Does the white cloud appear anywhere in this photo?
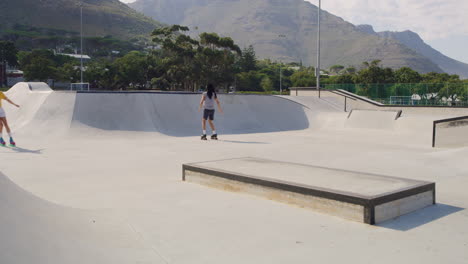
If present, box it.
[306,0,468,41]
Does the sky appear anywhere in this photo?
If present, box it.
[306,0,468,64]
[120,0,468,64]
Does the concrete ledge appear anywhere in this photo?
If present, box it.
[182,158,435,225]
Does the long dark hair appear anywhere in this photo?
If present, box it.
[207,84,216,99]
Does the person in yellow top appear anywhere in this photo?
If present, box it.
[0,91,20,146]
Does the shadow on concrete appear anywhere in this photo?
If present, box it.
[9,147,44,154]
[378,203,464,231]
[218,140,269,144]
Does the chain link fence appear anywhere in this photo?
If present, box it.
[324,83,468,106]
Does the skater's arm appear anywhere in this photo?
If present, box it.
[215,98,223,113]
[198,95,205,112]
[5,96,19,108]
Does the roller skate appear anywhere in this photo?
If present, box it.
[9,138,16,147]
[211,134,218,140]
[0,138,5,147]
[201,134,207,141]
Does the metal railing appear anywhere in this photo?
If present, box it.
[324,83,468,107]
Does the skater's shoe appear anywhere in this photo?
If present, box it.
[201,134,207,140]
[9,138,16,147]
[0,138,5,146]
[211,134,218,140]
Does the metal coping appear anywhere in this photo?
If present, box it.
[182,159,435,224]
[432,115,468,148]
[347,109,403,120]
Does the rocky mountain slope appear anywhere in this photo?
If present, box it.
[378,30,468,78]
[130,0,443,73]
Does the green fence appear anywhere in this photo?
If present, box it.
[323,83,468,106]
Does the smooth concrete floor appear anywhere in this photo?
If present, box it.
[1,127,468,264]
[188,157,429,197]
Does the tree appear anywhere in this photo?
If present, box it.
[355,60,395,98]
[114,51,148,89]
[329,65,344,75]
[260,76,273,92]
[23,56,57,82]
[0,41,18,86]
[236,71,263,91]
[345,67,356,74]
[197,32,241,89]
[290,67,316,87]
[394,67,422,83]
[238,45,257,72]
[150,25,199,90]
[57,62,80,83]
[19,49,75,83]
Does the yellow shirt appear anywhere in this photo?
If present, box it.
[0,92,6,108]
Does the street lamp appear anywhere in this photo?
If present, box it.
[80,2,84,85]
[278,34,286,94]
[317,0,321,98]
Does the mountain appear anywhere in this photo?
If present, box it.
[0,0,162,39]
[130,0,443,73]
[377,30,468,78]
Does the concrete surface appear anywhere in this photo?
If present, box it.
[184,157,428,196]
[184,169,367,223]
[1,82,468,264]
[183,158,435,224]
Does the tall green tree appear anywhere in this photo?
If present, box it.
[355,60,395,98]
[290,67,316,87]
[114,51,148,89]
[329,65,344,75]
[19,49,75,82]
[394,67,422,83]
[238,45,257,72]
[0,41,18,86]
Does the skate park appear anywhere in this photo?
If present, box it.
[1,82,468,263]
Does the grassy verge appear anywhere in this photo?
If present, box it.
[0,87,9,92]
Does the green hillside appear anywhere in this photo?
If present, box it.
[130,0,443,73]
[0,0,162,40]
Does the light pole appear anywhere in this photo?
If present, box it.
[280,61,282,94]
[80,3,84,85]
[316,0,321,98]
[278,34,286,94]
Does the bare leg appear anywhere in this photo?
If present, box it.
[0,120,3,137]
[208,120,216,132]
[0,117,10,134]
[202,119,207,132]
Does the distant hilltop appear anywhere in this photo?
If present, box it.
[130,0,467,77]
[0,0,162,39]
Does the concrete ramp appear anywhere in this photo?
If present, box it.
[433,116,468,148]
[27,82,53,92]
[183,158,436,225]
[278,96,344,112]
[71,92,311,136]
[17,92,77,137]
[4,82,53,131]
[0,171,165,264]
[346,109,402,130]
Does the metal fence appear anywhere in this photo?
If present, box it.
[323,83,468,107]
